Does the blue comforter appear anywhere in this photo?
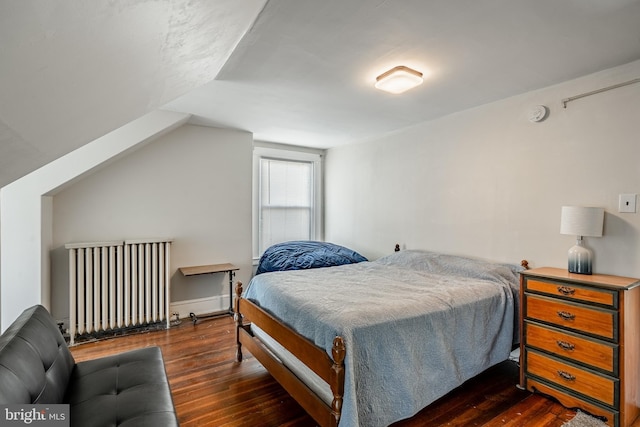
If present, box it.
[255,241,367,275]
[244,250,523,427]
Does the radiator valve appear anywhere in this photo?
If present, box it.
[171,312,181,326]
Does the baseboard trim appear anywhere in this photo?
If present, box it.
[170,295,231,319]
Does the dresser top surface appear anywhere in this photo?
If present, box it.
[522,267,640,290]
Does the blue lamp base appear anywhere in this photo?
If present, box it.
[567,238,593,275]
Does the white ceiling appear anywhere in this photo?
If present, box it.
[0,0,267,187]
[2,0,640,187]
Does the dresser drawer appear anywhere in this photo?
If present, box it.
[525,321,617,374]
[525,377,617,427]
[525,278,617,308]
[526,349,618,407]
[525,294,617,340]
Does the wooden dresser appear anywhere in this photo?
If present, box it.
[520,267,640,427]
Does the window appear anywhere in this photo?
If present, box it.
[253,145,323,260]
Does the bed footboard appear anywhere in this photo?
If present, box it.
[234,282,345,427]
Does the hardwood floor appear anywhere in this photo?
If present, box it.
[69,315,580,427]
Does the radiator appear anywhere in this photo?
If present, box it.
[65,239,172,345]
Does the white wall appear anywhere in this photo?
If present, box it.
[50,124,253,323]
[325,60,640,278]
[0,110,190,331]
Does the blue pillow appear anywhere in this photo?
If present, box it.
[256,241,367,275]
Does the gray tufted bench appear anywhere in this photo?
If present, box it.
[0,305,178,427]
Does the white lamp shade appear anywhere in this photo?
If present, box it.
[560,206,604,237]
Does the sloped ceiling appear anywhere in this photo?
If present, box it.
[0,0,267,188]
[2,0,640,188]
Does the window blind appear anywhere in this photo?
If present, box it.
[259,158,313,254]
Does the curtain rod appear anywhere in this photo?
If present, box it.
[561,77,640,108]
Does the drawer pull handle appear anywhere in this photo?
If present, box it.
[556,340,575,351]
[557,370,576,381]
[557,311,576,321]
[557,286,575,296]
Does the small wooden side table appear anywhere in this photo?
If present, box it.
[179,263,239,323]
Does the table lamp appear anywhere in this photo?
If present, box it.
[560,206,604,275]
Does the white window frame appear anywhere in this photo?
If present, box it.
[253,143,323,262]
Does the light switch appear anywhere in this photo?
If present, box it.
[619,194,637,213]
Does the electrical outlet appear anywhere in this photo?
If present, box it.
[619,194,637,213]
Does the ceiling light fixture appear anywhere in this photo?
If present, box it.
[375,65,423,94]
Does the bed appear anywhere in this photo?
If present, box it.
[235,247,525,427]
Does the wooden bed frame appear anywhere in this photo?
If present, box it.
[234,259,530,427]
[235,282,345,427]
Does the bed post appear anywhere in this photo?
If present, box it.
[330,336,346,427]
[234,281,244,362]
